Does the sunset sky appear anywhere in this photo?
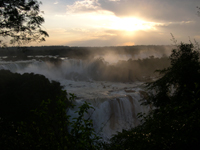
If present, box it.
[36,0,200,46]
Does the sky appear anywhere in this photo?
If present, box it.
[34,0,200,46]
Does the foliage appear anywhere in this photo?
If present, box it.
[105,43,200,150]
[0,70,102,150]
[0,0,48,47]
[145,43,200,108]
[70,101,102,150]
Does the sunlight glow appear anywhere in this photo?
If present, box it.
[109,17,155,31]
[41,7,163,46]
[81,11,158,32]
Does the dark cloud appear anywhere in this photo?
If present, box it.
[156,21,200,42]
[99,0,200,22]
[44,0,199,22]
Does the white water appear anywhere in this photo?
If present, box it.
[0,58,149,139]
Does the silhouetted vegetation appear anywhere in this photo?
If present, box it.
[0,70,102,150]
[0,45,173,60]
[87,56,170,82]
[0,0,48,47]
[105,43,200,150]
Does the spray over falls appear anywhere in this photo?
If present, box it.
[0,46,171,139]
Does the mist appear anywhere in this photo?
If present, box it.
[0,45,173,82]
[0,45,175,139]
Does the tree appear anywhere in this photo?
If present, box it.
[105,43,200,150]
[0,70,68,149]
[0,70,102,150]
[145,43,200,108]
[0,0,48,47]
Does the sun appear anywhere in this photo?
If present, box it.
[76,11,157,32]
[109,17,154,31]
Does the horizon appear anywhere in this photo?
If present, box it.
[1,44,175,48]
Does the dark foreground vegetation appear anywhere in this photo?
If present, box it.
[0,70,102,150]
[105,43,200,150]
[1,42,200,150]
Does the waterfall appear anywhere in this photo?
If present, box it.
[0,58,149,140]
[66,83,149,140]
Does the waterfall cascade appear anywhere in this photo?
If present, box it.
[0,57,149,140]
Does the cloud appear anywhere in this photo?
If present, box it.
[65,24,200,47]
[154,21,195,29]
[66,0,101,14]
[99,0,200,22]
[194,35,200,40]
[108,0,120,2]
[65,28,173,46]
[121,42,135,46]
[40,0,69,14]
[40,0,200,46]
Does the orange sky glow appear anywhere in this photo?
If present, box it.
[24,0,200,46]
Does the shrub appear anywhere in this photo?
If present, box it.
[0,70,102,150]
[105,43,200,150]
